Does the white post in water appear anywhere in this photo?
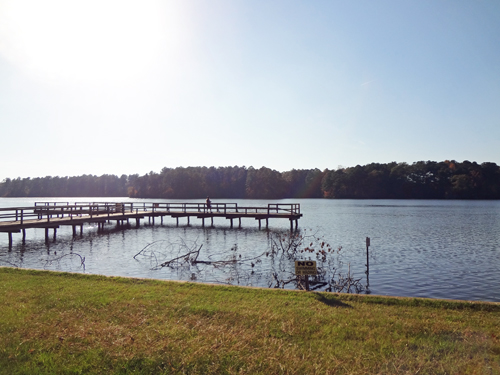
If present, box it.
[365,237,370,287]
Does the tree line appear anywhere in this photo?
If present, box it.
[1,161,499,199]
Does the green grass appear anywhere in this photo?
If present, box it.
[0,267,499,374]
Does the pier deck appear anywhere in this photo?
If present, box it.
[0,202,302,247]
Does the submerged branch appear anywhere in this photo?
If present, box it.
[44,253,86,271]
[157,245,203,268]
[0,259,19,268]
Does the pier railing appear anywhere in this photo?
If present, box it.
[0,202,301,224]
[1,202,302,247]
[0,207,35,224]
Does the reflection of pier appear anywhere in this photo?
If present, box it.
[0,202,302,247]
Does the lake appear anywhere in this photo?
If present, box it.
[1,197,499,302]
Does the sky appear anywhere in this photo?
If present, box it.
[0,0,499,181]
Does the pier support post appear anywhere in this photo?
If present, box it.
[136,218,140,228]
[152,217,154,225]
[238,218,241,229]
[80,225,83,236]
[187,216,190,226]
[22,229,26,243]
[211,217,214,228]
[230,218,233,229]
[72,225,76,236]
[161,216,163,225]
[8,232,12,248]
[176,217,179,227]
[258,219,261,229]
[266,218,269,229]
[202,218,205,228]
[53,228,57,242]
[45,228,49,243]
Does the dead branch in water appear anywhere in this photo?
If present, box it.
[44,253,86,271]
[134,239,268,271]
[158,245,203,268]
[0,259,19,268]
[134,232,366,294]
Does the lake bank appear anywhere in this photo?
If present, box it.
[1,268,499,374]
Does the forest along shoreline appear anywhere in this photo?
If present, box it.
[1,160,499,200]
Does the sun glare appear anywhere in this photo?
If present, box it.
[0,0,172,85]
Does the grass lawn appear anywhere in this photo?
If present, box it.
[0,267,499,374]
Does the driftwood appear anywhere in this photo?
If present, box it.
[134,233,366,294]
[158,245,203,268]
[135,240,267,271]
[0,259,19,268]
[44,253,86,271]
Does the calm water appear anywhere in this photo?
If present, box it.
[1,197,499,302]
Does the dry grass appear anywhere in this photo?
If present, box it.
[0,267,499,374]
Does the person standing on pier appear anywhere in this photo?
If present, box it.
[205,197,212,213]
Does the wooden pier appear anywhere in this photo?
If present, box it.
[0,202,302,247]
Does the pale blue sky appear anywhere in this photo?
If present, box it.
[0,0,499,181]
